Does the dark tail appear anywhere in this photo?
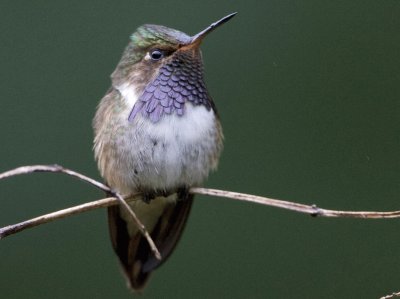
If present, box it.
[107,192,194,291]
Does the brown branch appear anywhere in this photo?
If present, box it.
[0,164,111,192]
[0,165,161,260]
[1,164,399,299]
[1,164,400,258]
[0,196,117,238]
[190,188,400,219]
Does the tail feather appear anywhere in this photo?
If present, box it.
[108,192,194,291]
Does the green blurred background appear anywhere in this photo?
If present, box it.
[1,1,399,298]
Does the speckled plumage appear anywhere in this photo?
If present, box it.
[93,13,235,291]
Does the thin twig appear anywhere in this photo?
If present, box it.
[0,165,161,260]
[1,164,399,299]
[0,164,111,192]
[0,197,117,238]
[2,181,400,241]
[381,292,400,299]
[113,192,161,260]
[190,188,400,219]
[2,165,400,258]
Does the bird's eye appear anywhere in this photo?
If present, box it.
[149,49,164,60]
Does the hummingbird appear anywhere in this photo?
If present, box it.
[93,13,236,291]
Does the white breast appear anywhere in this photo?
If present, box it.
[111,83,221,193]
[97,83,222,236]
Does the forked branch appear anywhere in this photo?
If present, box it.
[2,164,400,242]
[0,165,161,260]
[1,164,399,299]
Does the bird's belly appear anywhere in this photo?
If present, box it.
[104,103,222,195]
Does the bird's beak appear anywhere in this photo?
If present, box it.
[182,12,237,50]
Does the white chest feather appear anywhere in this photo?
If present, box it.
[107,83,222,194]
[95,83,222,235]
[117,82,139,108]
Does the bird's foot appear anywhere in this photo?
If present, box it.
[142,189,170,204]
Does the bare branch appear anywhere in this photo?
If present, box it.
[0,165,161,260]
[381,291,400,299]
[3,184,400,241]
[0,164,111,192]
[2,164,400,261]
[112,192,161,260]
[191,188,400,219]
[2,164,400,298]
[0,197,118,238]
